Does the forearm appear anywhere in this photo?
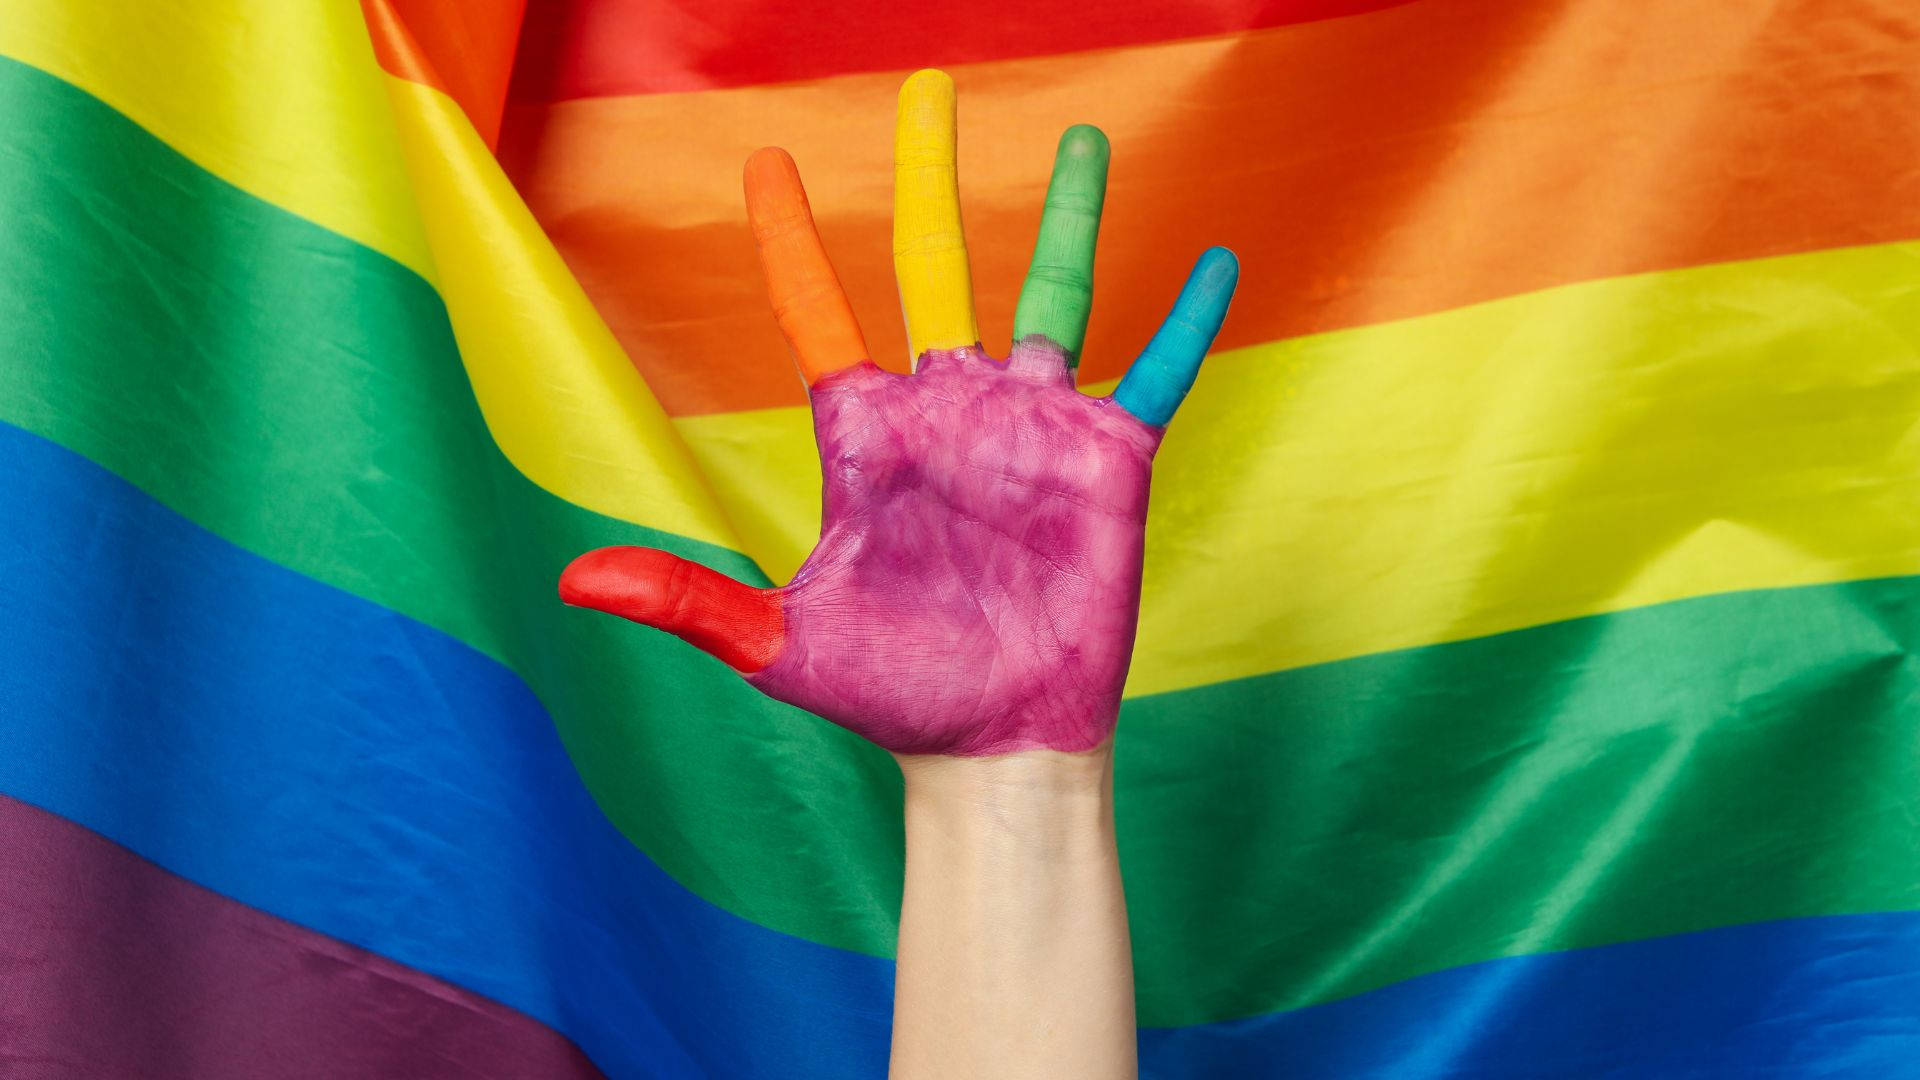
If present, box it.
[889,744,1136,1080]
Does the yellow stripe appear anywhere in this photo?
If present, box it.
[0,3,743,553]
[379,78,738,549]
[677,240,1920,697]
[0,0,433,281]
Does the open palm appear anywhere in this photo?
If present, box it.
[562,70,1237,756]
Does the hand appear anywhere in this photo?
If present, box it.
[561,69,1237,757]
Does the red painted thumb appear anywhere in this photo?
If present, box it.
[559,547,784,673]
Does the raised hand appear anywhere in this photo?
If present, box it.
[561,69,1237,757]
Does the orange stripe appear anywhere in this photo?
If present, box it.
[497,0,1920,416]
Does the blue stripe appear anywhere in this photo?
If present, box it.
[3,417,1916,1078]
[1141,910,1920,1077]
[0,419,892,1079]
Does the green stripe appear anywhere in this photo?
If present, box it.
[4,54,1917,1028]
[1125,574,1920,1024]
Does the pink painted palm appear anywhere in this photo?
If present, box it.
[744,345,1160,754]
[561,73,1236,757]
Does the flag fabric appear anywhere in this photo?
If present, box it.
[2,1,1918,1076]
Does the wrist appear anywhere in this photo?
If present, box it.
[896,739,1113,794]
[895,742,1115,850]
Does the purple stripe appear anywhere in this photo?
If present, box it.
[0,794,603,1080]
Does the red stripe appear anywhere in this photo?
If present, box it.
[0,794,603,1080]
[504,0,1416,100]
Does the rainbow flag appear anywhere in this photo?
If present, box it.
[3,1,1917,1075]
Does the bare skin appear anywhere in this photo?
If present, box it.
[892,747,1134,1079]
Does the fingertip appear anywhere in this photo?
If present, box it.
[744,147,807,220]
[745,145,792,171]
[558,546,646,612]
[1194,246,1240,289]
[900,68,955,104]
[558,548,600,605]
[896,69,958,170]
[744,146,795,186]
[1058,123,1109,160]
[1178,247,1240,325]
[559,546,700,625]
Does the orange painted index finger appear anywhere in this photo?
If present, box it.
[744,147,869,385]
